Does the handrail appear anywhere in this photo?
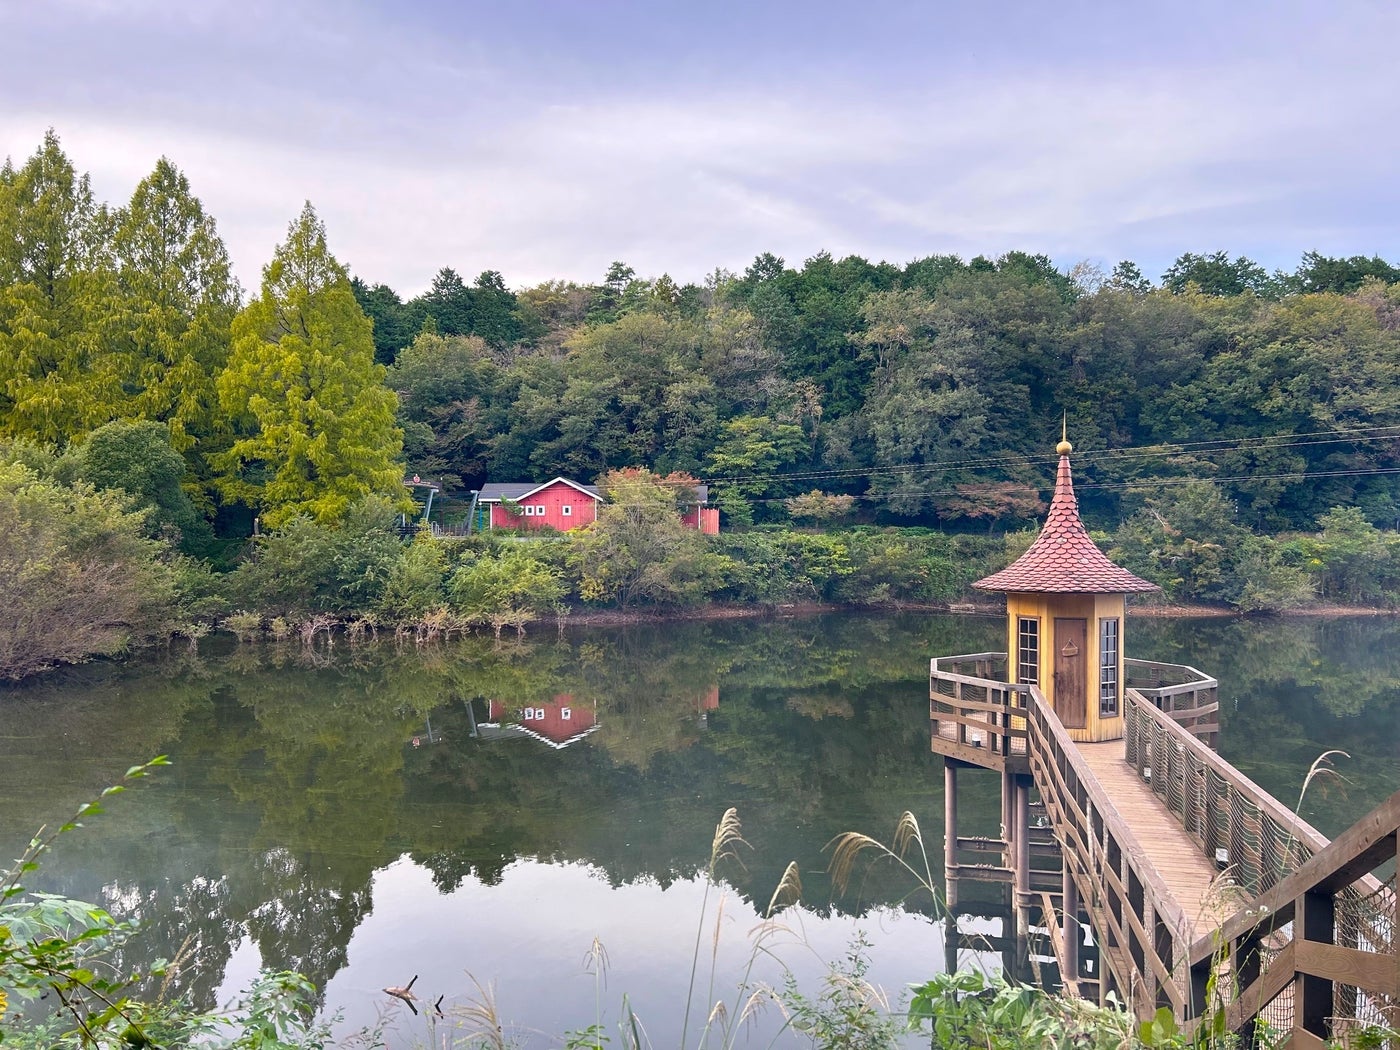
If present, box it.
[1192,789,1399,1045]
[1027,687,1195,1019]
[1123,691,1396,1041]
[929,653,1030,770]
[1125,659,1219,747]
[1124,690,1333,894]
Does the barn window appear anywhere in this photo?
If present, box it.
[533,505,545,515]
[522,505,535,516]
[561,505,572,516]
[561,708,572,720]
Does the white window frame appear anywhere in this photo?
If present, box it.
[533,504,545,516]
[561,707,572,720]
[561,504,572,516]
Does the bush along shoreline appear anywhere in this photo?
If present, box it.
[7,461,1400,682]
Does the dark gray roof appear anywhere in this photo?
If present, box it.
[478,478,708,504]
[478,478,601,502]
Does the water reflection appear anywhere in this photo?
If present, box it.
[0,612,1394,1042]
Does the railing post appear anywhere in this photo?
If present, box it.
[1233,933,1264,1050]
[1296,889,1335,1044]
[1153,907,1175,1013]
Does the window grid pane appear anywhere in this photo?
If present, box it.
[1017,617,1039,685]
[1099,618,1119,716]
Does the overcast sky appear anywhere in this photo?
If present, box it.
[4,0,1397,296]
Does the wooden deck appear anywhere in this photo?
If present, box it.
[1075,741,1224,938]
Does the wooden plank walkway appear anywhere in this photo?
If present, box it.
[1075,741,1226,939]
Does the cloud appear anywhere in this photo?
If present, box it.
[3,5,1397,294]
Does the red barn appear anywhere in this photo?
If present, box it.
[477,477,717,534]
[487,694,599,748]
[479,478,602,531]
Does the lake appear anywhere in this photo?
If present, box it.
[1,611,1396,1046]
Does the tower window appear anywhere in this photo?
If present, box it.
[1017,617,1039,685]
[1099,618,1120,716]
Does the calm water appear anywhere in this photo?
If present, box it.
[1,612,1396,1045]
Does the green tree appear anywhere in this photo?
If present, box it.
[1300,506,1400,604]
[108,157,237,476]
[706,414,808,525]
[388,331,502,490]
[68,419,214,555]
[1162,251,1279,298]
[412,267,474,335]
[448,546,565,634]
[351,276,414,363]
[215,202,405,528]
[228,496,403,616]
[0,459,178,679]
[1289,251,1400,295]
[378,529,449,619]
[0,130,117,444]
[1108,260,1152,294]
[571,468,724,606]
[470,269,524,347]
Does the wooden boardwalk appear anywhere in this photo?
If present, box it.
[1075,741,1224,938]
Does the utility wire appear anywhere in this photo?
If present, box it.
[702,424,1400,487]
[727,466,1400,505]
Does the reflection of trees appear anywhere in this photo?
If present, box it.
[1132,617,1400,835]
[4,611,1393,1015]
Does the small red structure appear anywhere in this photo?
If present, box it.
[478,477,717,534]
[487,694,599,748]
[479,478,602,532]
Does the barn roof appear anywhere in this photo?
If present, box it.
[478,478,710,504]
[973,442,1158,595]
[478,478,601,502]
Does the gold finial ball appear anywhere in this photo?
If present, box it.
[1056,438,1073,455]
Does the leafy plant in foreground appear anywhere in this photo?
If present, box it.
[0,757,171,1045]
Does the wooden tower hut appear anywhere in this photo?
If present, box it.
[973,436,1157,743]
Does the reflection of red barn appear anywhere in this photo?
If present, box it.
[486,694,600,749]
[478,477,718,534]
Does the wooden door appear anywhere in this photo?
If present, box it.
[1054,618,1087,728]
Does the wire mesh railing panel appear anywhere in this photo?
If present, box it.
[1336,871,1398,1031]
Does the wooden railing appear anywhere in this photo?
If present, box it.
[1189,789,1399,1047]
[1123,691,1329,900]
[1027,688,1196,1019]
[930,653,1031,771]
[1126,659,1220,747]
[1123,690,1397,1041]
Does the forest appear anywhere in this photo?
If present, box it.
[5,130,1400,678]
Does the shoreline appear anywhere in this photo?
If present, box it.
[547,599,1397,628]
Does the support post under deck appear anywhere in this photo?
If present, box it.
[1014,776,1031,910]
[1062,861,1080,983]
[944,759,959,906]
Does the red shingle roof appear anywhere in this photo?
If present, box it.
[973,451,1158,594]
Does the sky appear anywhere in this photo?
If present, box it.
[4,0,1398,296]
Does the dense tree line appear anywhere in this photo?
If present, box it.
[5,130,1400,676]
[371,246,1400,535]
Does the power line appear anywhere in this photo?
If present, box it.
[702,424,1400,487]
[734,465,1400,505]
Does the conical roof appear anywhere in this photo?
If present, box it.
[974,442,1157,595]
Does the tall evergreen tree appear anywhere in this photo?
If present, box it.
[110,158,238,484]
[215,202,405,528]
[0,131,117,444]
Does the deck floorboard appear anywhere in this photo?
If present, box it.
[1074,741,1227,938]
